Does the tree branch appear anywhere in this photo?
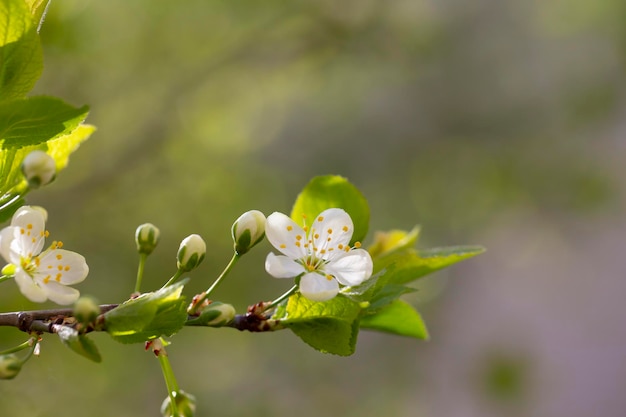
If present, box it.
[0,303,283,334]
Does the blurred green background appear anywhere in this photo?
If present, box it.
[2,0,625,416]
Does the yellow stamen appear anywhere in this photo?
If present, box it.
[286,225,293,231]
[55,273,62,282]
[342,226,349,232]
[56,254,63,260]
[318,216,324,222]
[354,242,362,248]
[280,244,286,249]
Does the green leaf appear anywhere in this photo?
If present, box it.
[104,280,189,344]
[56,326,102,362]
[0,0,43,101]
[275,293,362,356]
[0,97,93,201]
[360,300,429,340]
[368,226,420,258]
[365,284,417,313]
[374,245,485,286]
[0,96,90,148]
[23,0,52,31]
[290,175,370,244]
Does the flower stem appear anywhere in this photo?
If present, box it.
[163,269,184,288]
[265,284,298,311]
[188,253,239,315]
[0,338,33,356]
[134,253,147,293]
[157,339,180,416]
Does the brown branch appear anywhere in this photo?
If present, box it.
[0,304,119,334]
[0,303,283,335]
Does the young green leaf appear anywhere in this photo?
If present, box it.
[290,175,370,245]
[275,293,362,356]
[0,98,93,201]
[367,226,420,258]
[56,326,102,363]
[374,245,485,286]
[0,0,43,100]
[104,280,189,344]
[0,97,90,148]
[23,0,52,31]
[360,300,429,340]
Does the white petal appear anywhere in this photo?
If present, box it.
[310,208,354,261]
[42,281,80,305]
[265,212,307,259]
[11,206,46,256]
[0,226,17,263]
[265,253,303,278]
[35,249,89,285]
[14,270,47,302]
[325,248,373,286]
[299,273,339,302]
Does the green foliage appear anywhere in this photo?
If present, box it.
[0,0,42,101]
[360,300,429,340]
[56,326,102,363]
[373,245,486,286]
[291,175,370,245]
[103,280,189,344]
[275,293,362,356]
[0,0,93,222]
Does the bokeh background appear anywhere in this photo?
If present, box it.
[1,0,625,416]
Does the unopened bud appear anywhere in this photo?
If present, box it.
[21,150,56,188]
[73,296,100,324]
[161,390,196,417]
[1,264,16,276]
[177,234,206,272]
[187,302,236,327]
[0,354,22,380]
[231,210,266,255]
[135,223,160,255]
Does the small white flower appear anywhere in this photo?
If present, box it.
[265,208,373,302]
[0,206,88,305]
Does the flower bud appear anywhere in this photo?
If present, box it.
[187,302,236,327]
[231,210,266,255]
[0,354,22,380]
[161,390,196,417]
[135,223,160,255]
[177,234,206,272]
[21,150,56,188]
[1,263,16,276]
[73,296,100,324]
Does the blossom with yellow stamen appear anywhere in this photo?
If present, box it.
[0,206,88,304]
[264,208,373,302]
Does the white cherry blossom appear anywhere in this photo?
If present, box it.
[265,208,373,302]
[0,206,88,305]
